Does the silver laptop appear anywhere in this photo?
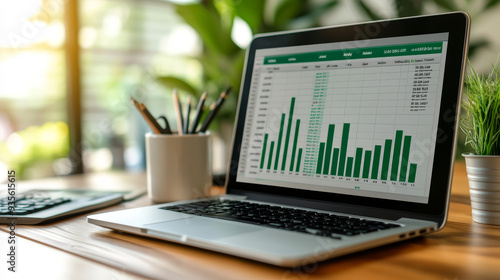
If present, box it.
[88,12,470,267]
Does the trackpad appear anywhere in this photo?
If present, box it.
[144,217,262,240]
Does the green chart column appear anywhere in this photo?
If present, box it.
[371,145,381,180]
[345,157,354,177]
[390,130,403,181]
[331,148,340,175]
[316,142,325,174]
[337,123,350,176]
[381,139,392,180]
[289,119,301,172]
[296,148,303,172]
[274,114,285,170]
[353,147,363,178]
[408,163,417,183]
[323,124,335,175]
[363,150,372,179]
[281,98,295,171]
[260,134,268,169]
[399,135,412,182]
[267,141,275,170]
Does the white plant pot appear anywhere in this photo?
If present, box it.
[463,153,500,225]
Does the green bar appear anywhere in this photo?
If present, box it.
[408,163,417,183]
[296,148,303,172]
[323,124,335,175]
[267,141,275,170]
[363,150,372,179]
[289,119,301,172]
[274,113,286,170]
[331,148,340,175]
[281,98,296,171]
[337,123,350,176]
[260,134,268,169]
[264,41,444,65]
[381,140,392,180]
[345,157,354,177]
[399,135,412,182]
[354,147,363,178]
[316,142,326,174]
[371,145,381,179]
[390,131,403,181]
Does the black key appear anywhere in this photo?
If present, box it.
[386,223,401,228]
[15,200,35,205]
[12,210,29,215]
[330,234,342,240]
[305,228,323,235]
[51,198,65,204]
[13,204,33,209]
[268,223,284,227]
[33,205,48,211]
[208,213,263,225]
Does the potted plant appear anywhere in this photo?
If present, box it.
[460,63,500,225]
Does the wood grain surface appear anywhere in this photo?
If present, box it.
[1,162,500,280]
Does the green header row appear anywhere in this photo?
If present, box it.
[263,41,443,65]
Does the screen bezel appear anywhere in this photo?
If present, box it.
[227,12,469,217]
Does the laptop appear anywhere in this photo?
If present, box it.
[88,12,470,267]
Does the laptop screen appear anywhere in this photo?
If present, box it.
[236,33,449,204]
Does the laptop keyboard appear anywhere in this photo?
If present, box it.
[0,195,71,215]
[162,200,401,239]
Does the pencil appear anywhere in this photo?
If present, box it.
[198,86,231,133]
[173,90,184,135]
[184,97,191,134]
[131,98,162,134]
[189,92,207,134]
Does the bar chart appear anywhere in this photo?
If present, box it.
[258,98,419,184]
[314,124,418,183]
[259,97,304,173]
[238,55,444,201]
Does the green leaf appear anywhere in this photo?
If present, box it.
[355,0,383,21]
[395,0,423,17]
[430,0,457,11]
[485,0,500,10]
[290,0,340,28]
[273,0,307,28]
[468,39,489,58]
[175,3,238,55]
[156,76,199,96]
[231,0,266,34]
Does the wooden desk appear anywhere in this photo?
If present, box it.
[1,162,500,280]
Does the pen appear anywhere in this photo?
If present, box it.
[173,90,184,135]
[189,92,207,134]
[184,97,191,134]
[198,86,231,133]
[131,98,162,134]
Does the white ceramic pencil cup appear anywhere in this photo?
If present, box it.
[145,133,212,203]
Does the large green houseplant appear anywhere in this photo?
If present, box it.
[460,63,500,225]
[157,0,342,126]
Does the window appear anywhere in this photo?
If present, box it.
[0,1,69,182]
[0,0,199,182]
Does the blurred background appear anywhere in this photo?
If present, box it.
[1,0,499,183]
